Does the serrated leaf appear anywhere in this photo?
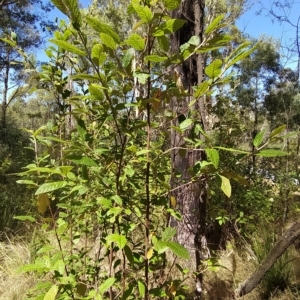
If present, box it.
[89,84,104,100]
[270,125,286,139]
[99,277,116,294]
[167,241,190,259]
[164,0,180,10]
[125,33,145,51]
[43,284,58,300]
[257,149,289,157]
[86,17,120,43]
[37,193,50,215]
[219,175,231,197]
[205,14,225,35]
[91,44,107,66]
[179,118,193,131]
[205,59,223,79]
[194,81,209,98]
[49,39,85,56]
[50,0,68,15]
[162,227,176,241]
[145,55,168,62]
[35,181,67,195]
[106,234,127,249]
[205,148,219,168]
[132,2,153,23]
[138,280,146,298]
[100,33,117,50]
[253,130,265,147]
[146,248,154,259]
[122,48,135,67]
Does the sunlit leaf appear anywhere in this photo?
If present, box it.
[179,118,193,131]
[205,59,222,79]
[164,0,180,10]
[146,248,154,259]
[99,277,116,294]
[106,234,127,249]
[162,227,176,241]
[125,33,145,51]
[219,174,231,197]
[43,284,58,300]
[253,131,265,147]
[257,149,289,157]
[35,181,67,195]
[138,280,146,298]
[167,241,190,259]
[205,148,219,168]
[49,39,85,56]
[270,125,286,139]
[100,33,117,50]
[91,44,107,66]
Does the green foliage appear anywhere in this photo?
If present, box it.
[1,0,296,299]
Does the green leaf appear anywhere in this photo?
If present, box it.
[132,2,153,23]
[13,215,36,222]
[221,171,250,186]
[197,35,232,52]
[122,48,135,67]
[188,36,200,46]
[49,39,85,56]
[194,81,209,98]
[35,181,67,195]
[100,33,117,50]
[214,146,249,154]
[226,47,255,68]
[0,38,16,47]
[257,149,289,157]
[16,180,38,186]
[164,0,180,10]
[205,59,223,79]
[112,195,123,205]
[91,44,107,66]
[205,148,219,168]
[167,241,190,259]
[270,125,286,139]
[50,0,68,15]
[43,284,58,300]
[253,131,265,147]
[205,14,225,35]
[99,277,116,294]
[219,175,231,197]
[157,36,169,52]
[145,55,168,62]
[86,17,120,43]
[125,33,145,51]
[153,240,169,254]
[138,280,146,298]
[133,72,150,84]
[89,84,104,101]
[153,19,186,36]
[179,118,193,131]
[68,156,98,166]
[106,234,127,249]
[162,227,176,241]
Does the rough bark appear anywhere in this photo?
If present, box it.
[170,0,208,298]
[236,222,300,297]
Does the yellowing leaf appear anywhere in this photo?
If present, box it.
[169,282,177,296]
[43,284,58,300]
[219,175,231,197]
[170,196,177,208]
[146,248,153,259]
[37,193,50,215]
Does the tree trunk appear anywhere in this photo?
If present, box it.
[1,49,10,130]
[236,222,300,297]
[170,0,208,297]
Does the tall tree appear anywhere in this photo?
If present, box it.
[0,0,53,130]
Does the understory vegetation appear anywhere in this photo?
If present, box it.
[1,0,300,299]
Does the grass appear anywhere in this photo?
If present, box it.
[0,235,36,300]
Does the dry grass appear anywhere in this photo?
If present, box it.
[0,236,36,300]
